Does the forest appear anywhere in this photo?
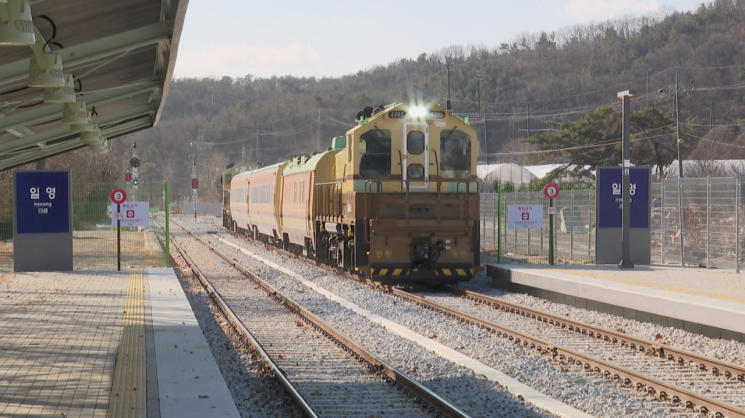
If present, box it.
[15,0,745,202]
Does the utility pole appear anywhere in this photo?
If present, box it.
[130,143,140,202]
[618,90,634,269]
[317,109,321,152]
[191,155,198,219]
[242,146,246,162]
[476,70,483,164]
[446,59,452,111]
[526,105,530,139]
[676,89,682,178]
[255,124,259,163]
[645,67,652,107]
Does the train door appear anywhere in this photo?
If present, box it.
[403,122,428,189]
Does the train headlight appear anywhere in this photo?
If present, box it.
[409,106,427,117]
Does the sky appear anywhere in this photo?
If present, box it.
[173,0,711,80]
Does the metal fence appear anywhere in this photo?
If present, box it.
[481,177,745,269]
[0,182,169,271]
[652,177,743,270]
[481,187,596,264]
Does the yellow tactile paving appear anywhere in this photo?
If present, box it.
[107,268,147,418]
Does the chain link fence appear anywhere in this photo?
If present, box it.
[0,182,169,271]
[481,187,595,264]
[481,177,745,269]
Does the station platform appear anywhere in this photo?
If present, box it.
[0,268,238,418]
[487,264,745,342]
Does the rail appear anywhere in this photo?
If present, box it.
[168,218,471,418]
[392,286,745,418]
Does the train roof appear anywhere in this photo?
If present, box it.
[345,103,471,135]
[282,148,339,176]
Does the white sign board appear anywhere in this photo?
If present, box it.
[508,204,544,229]
[111,201,150,227]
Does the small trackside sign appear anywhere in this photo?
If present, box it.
[508,204,544,229]
[111,201,150,227]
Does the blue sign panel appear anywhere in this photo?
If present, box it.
[597,167,650,229]
[15,171,70,234]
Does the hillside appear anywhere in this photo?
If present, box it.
[115,0,745,200]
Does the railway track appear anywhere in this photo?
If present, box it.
[166,217,470,418]
[194,215,745,417]
[393,286,745,418]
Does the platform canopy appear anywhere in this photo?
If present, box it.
[0,0,188,170]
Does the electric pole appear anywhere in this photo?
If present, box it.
[317,109,321,152]
[645,67,652,107]
[129,143,140,202]
[446,59,452,111]
[676,89,682,179]
[191,155,198,219]
[476,70,483,164]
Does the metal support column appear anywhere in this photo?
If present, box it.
[707,176,711,268]
[497,184,502,264]
[570,190,574,261]
[678,177,685,266]
[165,180,170,268]
[661,181,666,264]
[737,176,741,273]
[492,195,497,251]
[481,198,486,248]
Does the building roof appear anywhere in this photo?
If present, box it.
[0,0,188,169]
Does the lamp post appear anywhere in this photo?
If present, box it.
[476,70,484,164]
[618,90,634,269]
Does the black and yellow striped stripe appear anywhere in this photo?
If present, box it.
[370,267,475,278]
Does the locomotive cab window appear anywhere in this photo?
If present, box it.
[440,129,471,178]
[407,131,425,155]
[359,129,391,179]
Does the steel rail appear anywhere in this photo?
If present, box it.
[168,219,471,418]
[392,287,745,418]
[446,286,745,385]
[166,225,319,417]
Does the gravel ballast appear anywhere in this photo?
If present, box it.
[172,216,745,417]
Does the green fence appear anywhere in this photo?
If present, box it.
[0,182,170,271]
[481,185,596,264]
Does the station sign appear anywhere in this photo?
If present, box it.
[507,204,544,229]
[597,167,650,228]
[111,201,150,227]
[15,171,70,234]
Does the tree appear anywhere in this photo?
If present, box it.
[524,106,688,178]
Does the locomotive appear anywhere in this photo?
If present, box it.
[224,103,480,283]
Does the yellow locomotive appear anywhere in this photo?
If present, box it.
[225,102,480,283]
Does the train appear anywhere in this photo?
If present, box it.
[222,102,480,283]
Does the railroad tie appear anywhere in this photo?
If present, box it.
[108,267,147,418]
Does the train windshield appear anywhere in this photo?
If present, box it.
[440,129,471,178]
[359,129,391,178]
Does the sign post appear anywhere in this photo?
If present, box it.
[111,188,127,271]
[544,183,560,265]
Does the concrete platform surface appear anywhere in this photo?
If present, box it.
[0,268,238,417]
[488,264,745,341]
[149,268,239,417]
